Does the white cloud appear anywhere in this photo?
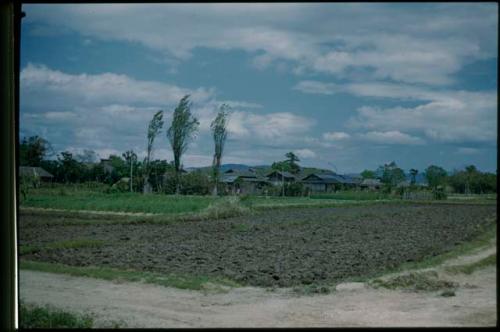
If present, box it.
[294,148,316,159]
[296,79,497,145]
[227,111,315,142]
[24,3,497,86]
[357,131,425,145]
[322,131,351,141]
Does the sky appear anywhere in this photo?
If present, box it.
[20,3,498,173]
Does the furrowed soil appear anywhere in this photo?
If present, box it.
[19,203,496,288]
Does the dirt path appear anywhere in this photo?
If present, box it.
[20,243,496,328]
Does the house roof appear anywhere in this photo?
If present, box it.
[266,170,296,179]
[19,166,54,178]
[301,173,359,184]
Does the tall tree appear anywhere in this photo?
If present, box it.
[361,169,376,179]
[424,165,448,189]
[144,110,164,193]
[19,136,52,166]
[210,104,230,196]
[409,168,418,185]
[123,150,138,192]
[285,152,301,174]
[167,95,200,194]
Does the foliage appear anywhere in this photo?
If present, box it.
[202,196,250,219]
[284,182,305,196]
[445,253,496,275]
[19,136,52,167]
[447,165,496,194]
[271,152,301,174]
[211,104,231,195]
[424,165,448,188]
[361,169,376,179]
[122,150,138,192]
[19,302,94,328]
[144,110,164,193]
[179,171,211,195]
[409,168,418,185]
[167,95,200,193]
[432,185,447,200]
[378,161,405,187]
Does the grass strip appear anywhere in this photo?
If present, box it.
[20,260,240,291]
[19,302,94,328]
[445,253,497,275]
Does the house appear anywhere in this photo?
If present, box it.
[266,170,296,186]
[360,178,382,190]
[19,166,54,181]
[221,168,270,194]
[300,173,358,192]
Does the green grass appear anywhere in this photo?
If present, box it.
[310,191,392,200]
[369,270,458,292]
[20,260,241,292]
[22,189,217,214]
[20,239,105,255]
[19,302,94,328]
[445,253,497,275]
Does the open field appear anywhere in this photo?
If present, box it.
[19,203,496,288]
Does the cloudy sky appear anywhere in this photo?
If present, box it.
[20,3,497,173]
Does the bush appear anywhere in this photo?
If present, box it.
[433,186,447,200]
[19,302,93,328]
[202,196,250,219]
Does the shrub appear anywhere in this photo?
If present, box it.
[202,196,249,219]
[19,302,94,328]
[433,185,447,200]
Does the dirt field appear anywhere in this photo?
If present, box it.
[19,203,496,287]
[19,240,497,327]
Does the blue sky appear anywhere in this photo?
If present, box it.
[20,3,498,173]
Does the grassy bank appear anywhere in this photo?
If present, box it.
[20,260,240,292]
[19,302,94,328]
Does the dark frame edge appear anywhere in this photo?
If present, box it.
[1,0,20,330]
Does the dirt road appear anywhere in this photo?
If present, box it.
[19,243,496,328]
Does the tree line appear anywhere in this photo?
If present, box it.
[20,95,231,195]
[360,161,496,194]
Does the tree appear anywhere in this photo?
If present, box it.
[122,150,138,192]
[409,169,418,185]
[379,161,405,188]
[285,152,301,174]
[167,95,200,194]
[58,151,84,183]
[210,104,230,196]
[144,110,164,193]
[361,170,376,179]
[19,136,52,166]
[424,165,447,189]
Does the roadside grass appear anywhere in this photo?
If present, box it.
[19,302,94,328]
[445,253,497,275]
[20,260,241,292]
[369,270,458,292]
[20,239,105,255]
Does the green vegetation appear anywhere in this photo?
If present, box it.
[22,189,216,214]
[310,191,391,200]
[445,253,496,275]
[19,302,94,328]
[370,270,458,292]
[20,260,240,291]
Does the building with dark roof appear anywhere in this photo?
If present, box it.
[266,170,296,186]
[300,173,359,192]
